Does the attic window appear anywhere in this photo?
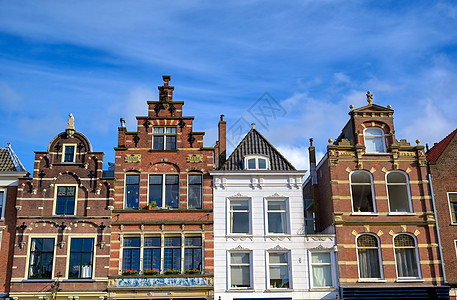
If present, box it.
[244,155,269,170]
[62,144,76,163]
[364,127,386,153]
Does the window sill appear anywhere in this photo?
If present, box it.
[226,234,253,238]
[266,288,292,292]
[357,279,387,283]
[396,279,424,283]
[227,288,254,291]
[351,212,379,216]
[62,279,95,282]
[364,152,389,155]
[310,287,336,290]
[22,279,55,282]
[52,215,76,217]
[388,212,416,216]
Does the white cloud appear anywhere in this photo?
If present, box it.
[0,81,22,111]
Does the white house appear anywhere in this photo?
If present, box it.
[211,126,337,300]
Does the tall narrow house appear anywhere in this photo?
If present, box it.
[303,93,449,299]
[108,76,215,299]
[211,125,337,300]
[9,116,114,299]
[427,128,457,299]
[0,144,27,300]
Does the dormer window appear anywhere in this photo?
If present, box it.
[62,144,76,162]
[364,127,386,153]
[244,155,269,170]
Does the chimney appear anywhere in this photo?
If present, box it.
[158,75,174,102]
[218,115,226,168]
[308,138,320,232]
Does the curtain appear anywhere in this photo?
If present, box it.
[358,249,380,278]
[395,248,419,277]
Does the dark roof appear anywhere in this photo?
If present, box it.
[219,128,296,171]
[427,128,457,163]
[0,145,26,172]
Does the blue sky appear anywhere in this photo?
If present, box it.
[1,1,457,172]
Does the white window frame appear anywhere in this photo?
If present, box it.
[310,251,335,288]
[386,170,413,214]
[264,197,290,235]
[447,192,457,225]
[147,173,180,208]
[62,143,77,163]
[26,235,57,280]
[350,170,377,215]
[65,235,96,280]
[53,184,78,216]
[124,173,141,209]
[243,155,270,170]
[363,127,387,154]
[267,251,291,289]
[356,233,384,281]
[187,173,202,209]
[228,250,252,289]
[227,198,251,235]
[0,188,6,221]
[152,126,177,150]
[0,226,5,252]
[393,233,422,280]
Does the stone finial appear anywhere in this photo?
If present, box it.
[251,123,256,129]
[120,118,126,127]
[387,105,392,109]
[416,139,421,145]
[67,113,75,130]
[349,104,354,110]
[366,91,373,104]
[328,138,333,144]
[163,75,171,86]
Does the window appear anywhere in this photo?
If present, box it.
[311,252,333,287]
[387,171,412,213]
[0,190,4,219]
[123,237,140,272]
[448,193,457,223]
[244,155,269,170]
[230,252,251,288]
[184,237,202,272]
[357,234,382,279]
[267,200,288,234]
[149,174,179,208]
[144,237,161,272]
[351,171,375,213]
[364,127,386,153]
[304,198,315,234]
[125,174,140,209]
[62,144,76,162]
[55,186,76,215]
[394,234,420,279]
[188,174,202,209]
[164,237,181,271]
[269,252,290,289]
[69,238,94,279]
[153,127,177,150]
[229,199,250,234]
[29,238,55,279]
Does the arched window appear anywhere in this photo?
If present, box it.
[364,127,386,153]
[386,171,412,213]
[394,234,420,278]
[351,171,375,213]
[357,234,382,279]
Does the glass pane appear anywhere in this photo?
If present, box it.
[144,248,161,270]
[149,175,163,207]
[268,200,286,210]
[126,175,140,209]
[166,136,177,150]
[188,175,202,184]
[269,265,289,288]
[231,253,250,264]
[394,235,415,247]
[153,136,164,150]
[388,185,410,212]
[311,252,331,264]
[43,238,55,251]
[269,253,288,264]
[231,266,250,287]
[124,237,141,247]
[145,237,161,247]
[247,158,256,169]
[166,175,179,184]
[387,172,407,183]
[366,136,385,152]
[351,185,374,212]
[231,200,249,210]
[395,248,419,277]
[365,127,384,136]
[185,237,202,246]
[149,175,163,185]
[268,212,287,233]
[164,248,181,271]
[165,176,179,208]
[357,235,378,248]
[167,127,177,133]
[358,248,381,278]
[154,127,164,134]
[352,171,372,184]
[126,175,140,184]
[71,238,82,251]
[188,185,201,209]
[231,212,249,233]
[165,237,181,246]
[313,265,332,287]
[258,158,266,169]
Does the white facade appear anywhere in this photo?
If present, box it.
[211,171,338,300]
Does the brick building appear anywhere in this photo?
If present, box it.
[107,76,215,299]
[427,128,457,299]
[0,144,27,300]
[303,93,449,299]
[9,116,114,299]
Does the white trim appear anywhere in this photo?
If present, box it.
[447,192,457,224]
[25,235,58,280]
[227,197,252,236]
[393,233,422,280]
[65,235,97,280]
[309,250,335,288]
[124,173,141,209]
[228,250,253,290]
[62,144,77,163]
[147,173,180,209]
[266,249,292,290]
[0,188,6,220]
[356,233,384,280]
[350,170,377,213]
[53,184,78,216]
[363,127,387,154]
[264,197,290,235]
[386,170,413,213]
[187,173,202,209]
[243,154,270,170]
[152,126,177,150]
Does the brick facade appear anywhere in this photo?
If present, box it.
[107,76,215,299]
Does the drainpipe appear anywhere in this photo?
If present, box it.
[428,173,447,285]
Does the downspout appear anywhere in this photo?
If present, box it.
[428,173,447,284]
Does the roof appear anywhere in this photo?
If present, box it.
[427,128,457,163]
[219,128,296,171]
[0,144,27,172]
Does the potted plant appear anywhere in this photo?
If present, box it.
[148,201,158,210]
[184,268,201,274]
[122,270,138,275]
[164,269,181,275]
[143,268,159,275]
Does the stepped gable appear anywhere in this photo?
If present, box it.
[219,127,296,171]
[427,128,457,163]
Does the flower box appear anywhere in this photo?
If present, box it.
[122,270,139,275]
[184,268,201,274]
[164,269,181,275]
[143,269,159,275]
